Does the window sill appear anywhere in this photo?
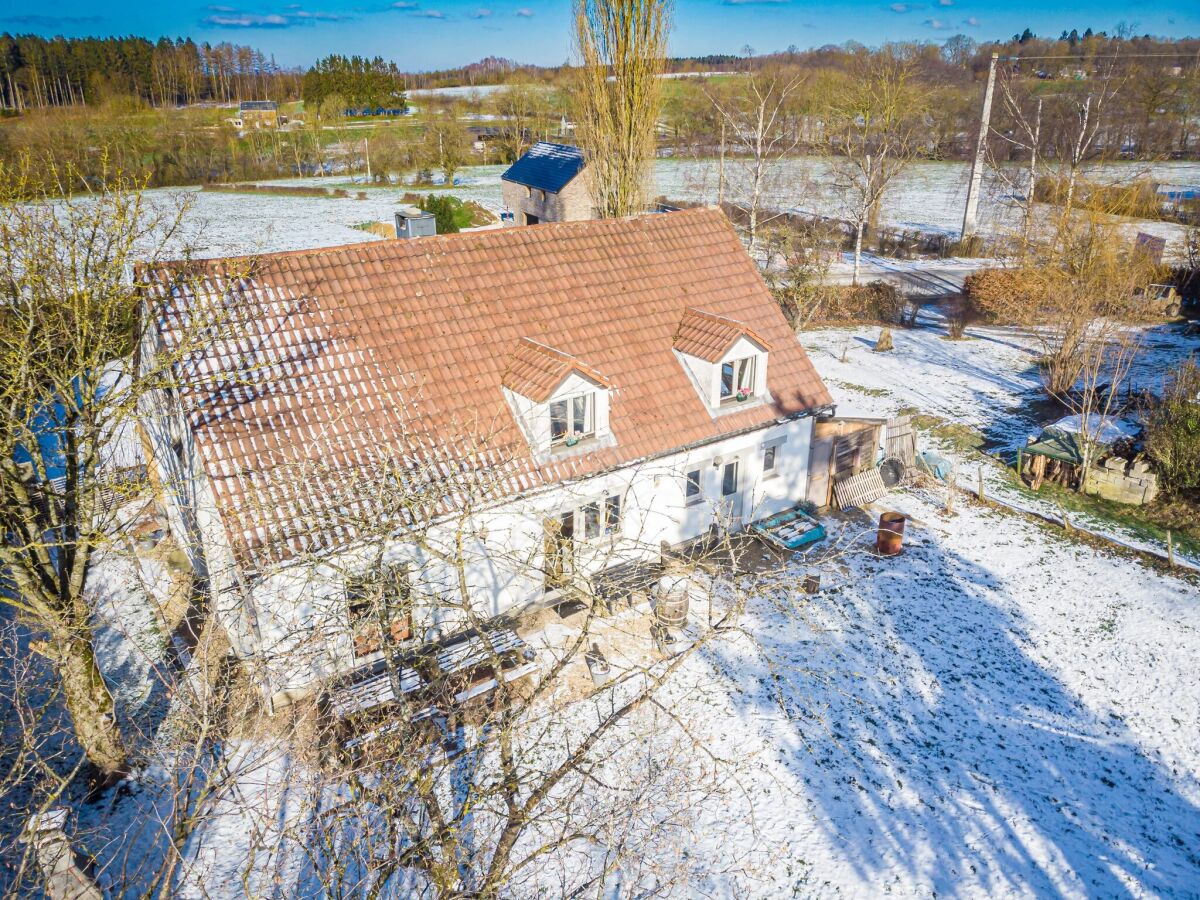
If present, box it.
[712,395,768,417]
[538,433,616,464]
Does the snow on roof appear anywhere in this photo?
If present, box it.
[1046,414,1140,445]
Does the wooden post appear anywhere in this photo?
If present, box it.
[977,466,985,503]
[1167,530,1175,568]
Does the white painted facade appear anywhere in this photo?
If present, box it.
[145,387,816,706]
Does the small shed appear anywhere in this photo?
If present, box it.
[239,100,280,128]
[395,207,437,239]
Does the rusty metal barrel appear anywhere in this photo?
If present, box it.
[875,511,907,556]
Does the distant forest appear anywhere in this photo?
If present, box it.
[0,34,302,109]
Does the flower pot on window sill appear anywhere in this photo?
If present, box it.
[735,393,750,402]
[564,436,581,447]
[353,629,381,657]
[389,617,412,643]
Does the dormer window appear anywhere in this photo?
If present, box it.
[502,338,614,458]
[673,308,772,416]
[720,357,756,404]
[550,392,595,446]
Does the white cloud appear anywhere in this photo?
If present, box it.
[514,7,534,16]
[204,12,291,27]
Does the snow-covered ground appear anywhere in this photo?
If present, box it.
[683,489,1200,896]
[799,312,1200,567]
[76,485,1200,897]
[154,156,1200,260]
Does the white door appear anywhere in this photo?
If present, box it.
[719,459,744,529]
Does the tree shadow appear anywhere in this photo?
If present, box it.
[705,512,1200,895]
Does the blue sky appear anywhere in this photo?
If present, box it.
[2,0,1197,71]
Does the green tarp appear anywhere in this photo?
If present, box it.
[1022,428,1085,466]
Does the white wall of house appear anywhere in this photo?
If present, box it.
[227,414,815,705]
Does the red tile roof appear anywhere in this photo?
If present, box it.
[673,307,772,363]
[501,338,612,403]
[149,208,832,571]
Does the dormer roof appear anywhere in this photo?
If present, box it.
[673,307,772,363]
[501,338,612,403]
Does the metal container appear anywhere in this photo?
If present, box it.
[585,643,611,687]
[875,512,907,556]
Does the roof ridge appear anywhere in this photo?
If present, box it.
[154,206,722,269]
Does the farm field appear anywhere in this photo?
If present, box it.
[162,156,1200,259]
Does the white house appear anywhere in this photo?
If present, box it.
[141,208,835,709]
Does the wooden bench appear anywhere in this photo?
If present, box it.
[327,626,537,726]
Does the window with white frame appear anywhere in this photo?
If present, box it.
[684,468,703,504]
[720,357,756,403]
[550,392,595,447]
[562,493,622,542]
[762,441,782,477]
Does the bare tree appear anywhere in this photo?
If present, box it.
[0,160,208,782]
[825,46,926,284]
[490,81,551,163]
[422,102,470,185]
[705,65,808,254]
[1050,68,1124,220]
[574,0,671,218]
[1068,327,1142,494]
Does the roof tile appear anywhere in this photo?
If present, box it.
[149,208,832,571]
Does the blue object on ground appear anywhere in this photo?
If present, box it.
[919,450,953,481]
[752,506,827,551]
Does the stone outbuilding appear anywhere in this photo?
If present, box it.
[501,141,595,225]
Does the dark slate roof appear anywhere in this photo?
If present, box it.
[240,100,278,111]
[501,142,586,193]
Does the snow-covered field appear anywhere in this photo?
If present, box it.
[157,156,1200,260]
[683,489,1200,896]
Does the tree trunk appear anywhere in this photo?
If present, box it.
[853,220,864,286]
[45,629,130,783]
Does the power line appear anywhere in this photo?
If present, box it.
[996,53,1197,61]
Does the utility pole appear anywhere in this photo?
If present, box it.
[717,118,726,208]
[961,53,999,240]
[364,137,371,183]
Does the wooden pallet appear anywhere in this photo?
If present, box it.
[833,467,888,510]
